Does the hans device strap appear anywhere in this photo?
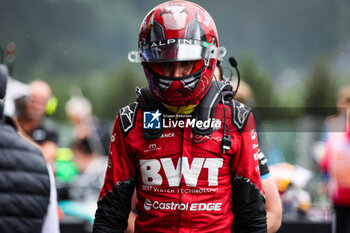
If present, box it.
[192,81,233,136]
[136,87,165,140]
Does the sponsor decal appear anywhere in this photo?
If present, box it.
[254,151,259,161]
[192,134,222,143]
[111,133,116,142]
[160,132,175,138]
[121,106,133,125]
[144,143,161,153]
[144,199,152,211]
[140,157,223,187]
[149,39,201,48]
[142,39,214,50]
[237,103,250,124]
[144,199,222,212]
[258,151,268,165]
[142,185,218,194]
[120,103,138,132]
[255,166,260,172]
[234,102,250,130]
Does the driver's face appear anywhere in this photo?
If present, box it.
[157,61,195,78]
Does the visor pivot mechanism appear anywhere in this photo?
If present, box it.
[128,51,141,63]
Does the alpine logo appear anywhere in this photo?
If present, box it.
[143,199,222,212]
[145,39,204,49]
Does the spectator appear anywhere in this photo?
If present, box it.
[16,80,59,166]
[71,139,107,194]
[0,64,59,233]
[56,139,107,226]
[320,85,350,233]
[65,96,110,156]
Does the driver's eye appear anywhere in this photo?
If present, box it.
[160,61,193,68]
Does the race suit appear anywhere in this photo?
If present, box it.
[93,98,267,233]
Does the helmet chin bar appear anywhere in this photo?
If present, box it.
[144,62,207,105]
[143,62,206,82]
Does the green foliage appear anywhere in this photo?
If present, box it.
[300,58,339,118]
[303,58,337,114]
[82,63,146,120]
[1,0,350,80]
[238,54,276,107]
[46,63,146,122]
[1,0,349,123]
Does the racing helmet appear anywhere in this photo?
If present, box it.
[129,1,226,106]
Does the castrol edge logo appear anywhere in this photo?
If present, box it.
[144,199,222,212]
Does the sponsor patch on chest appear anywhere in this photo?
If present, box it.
[139,157,223,187]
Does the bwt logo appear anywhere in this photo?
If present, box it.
[140,157,223,187]
[143,110,161,129]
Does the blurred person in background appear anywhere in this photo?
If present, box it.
[0,65,59,233]
[320,85,350,233]
[214,62,282,233]
[15,80,59,166]
[55,139,107,226]
[71,139,107,196]
[60,139,107,211]
[65,96,110,156]
[94,1,267,232]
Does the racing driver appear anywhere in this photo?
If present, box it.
[93,1,267,232]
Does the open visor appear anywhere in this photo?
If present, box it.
[128,39,226,63]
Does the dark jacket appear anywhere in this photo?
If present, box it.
[0,116,50,233]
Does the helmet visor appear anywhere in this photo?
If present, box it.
[140,39,216,63]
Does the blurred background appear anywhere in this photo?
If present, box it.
[1,0,350,232]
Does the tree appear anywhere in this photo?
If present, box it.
[304,58,337,117]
